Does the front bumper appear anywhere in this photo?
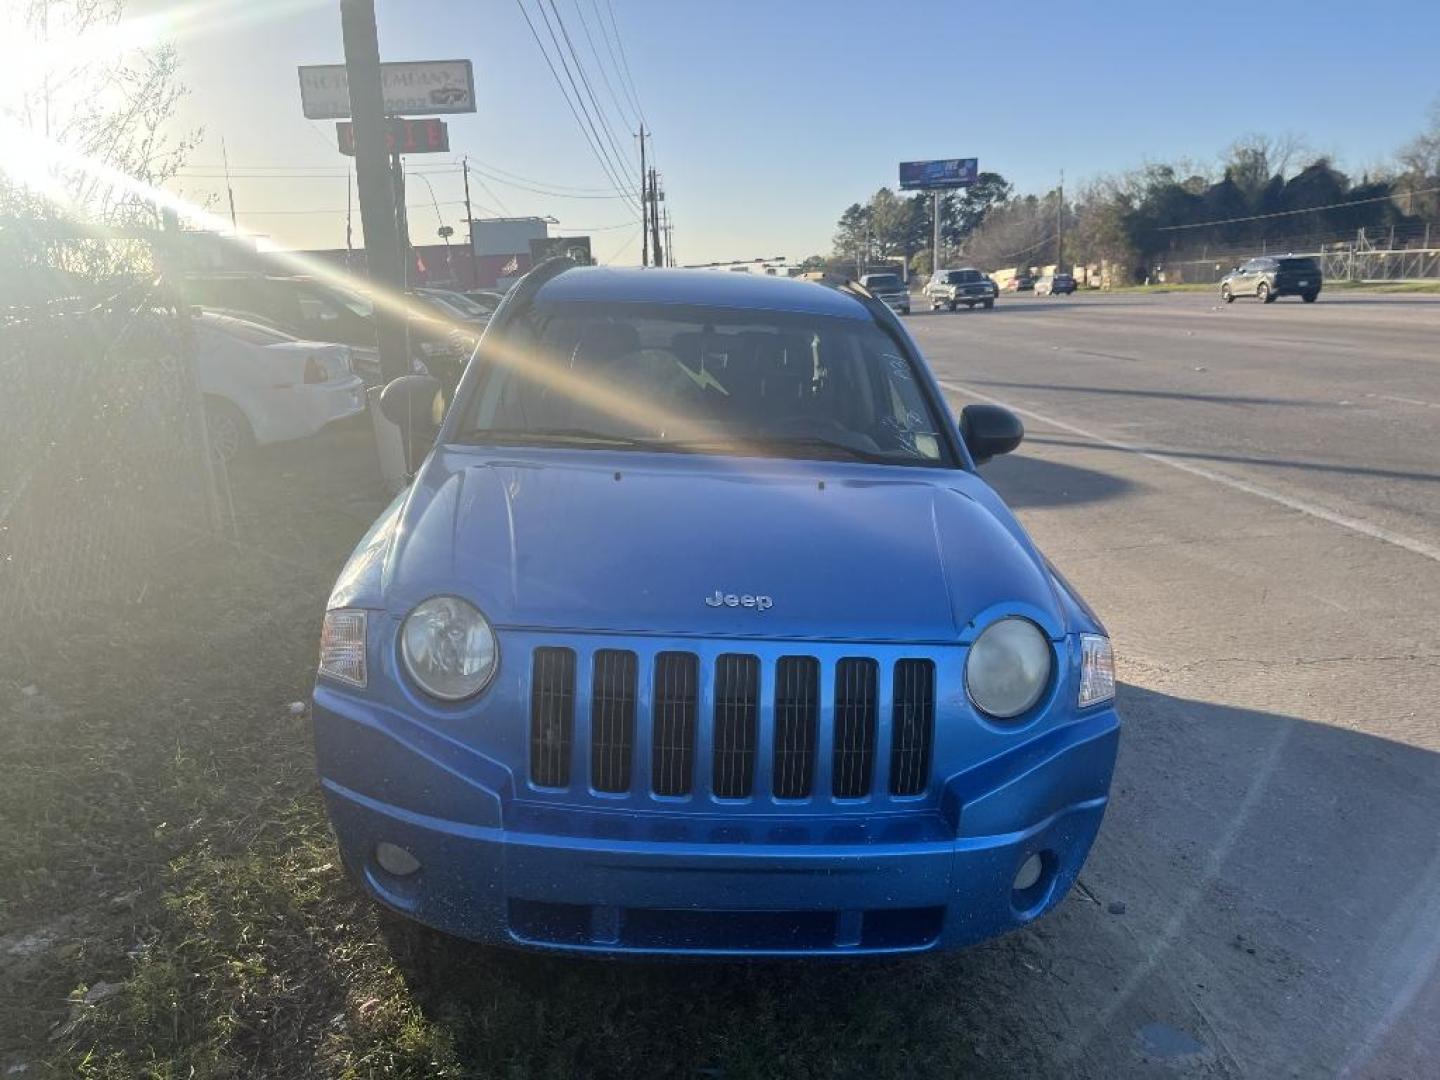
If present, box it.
[313,689,1118,957]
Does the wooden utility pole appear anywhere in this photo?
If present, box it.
[649,167,663,268]
[1056,169,1064,271]
[462,157,478,287]
[639,124,649,267]
[340,0,408,382]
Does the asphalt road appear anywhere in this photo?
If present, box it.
[907,291,1440,1077]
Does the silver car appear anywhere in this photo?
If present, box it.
[859,272,911,315]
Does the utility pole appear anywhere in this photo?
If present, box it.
[221,136,238,231]
[392,152,410,287]
[650,167,664,268]
[931,191,942,278]
[638,124,649,267]
[1056,168,1064,271]
[340,0,407,383]
[462,156,478,288]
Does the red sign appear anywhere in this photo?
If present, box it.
[336,118,449,156]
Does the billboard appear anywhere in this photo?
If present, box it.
[299,59,476,119]
[531,236,594,266]
[336,118,449,156]
[899,158,979,190]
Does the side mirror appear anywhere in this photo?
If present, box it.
[960,403,1024,465]
[379,374,443,469]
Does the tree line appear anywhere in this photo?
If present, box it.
[821,106,1440,285]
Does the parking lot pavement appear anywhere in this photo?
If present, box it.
[908,292,1440,1076]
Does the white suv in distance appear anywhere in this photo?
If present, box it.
[926,268,997,311]
[858,272,911,315]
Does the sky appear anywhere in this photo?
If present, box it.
[131,0,1440,265]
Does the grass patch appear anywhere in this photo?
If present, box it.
[2,419,1058,1079]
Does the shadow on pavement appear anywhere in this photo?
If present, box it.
[377,686,1440,1078]
[981,451,1136,509]
[966,378,1331,410]
[1026,433,1440,486]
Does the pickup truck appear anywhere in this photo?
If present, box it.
[926,268,998,311]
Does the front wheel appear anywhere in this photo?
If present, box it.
[1257,282,1273,303]
[947,300,957,311]
[203,397,253,464]
[1221,285,1234,303]
[1302,291,1319,303]
[983,299,995,309]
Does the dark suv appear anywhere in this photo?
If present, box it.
[1219,256,1322,304]
[926,268,998,311]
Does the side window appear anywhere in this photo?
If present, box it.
[296,289,343,325]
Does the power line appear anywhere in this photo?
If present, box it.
[545,0,636,179]
[601,0,646,126]
[571,0,637,131]
[534,0,638,194]
[515,0,639,214]
[1152,186,1440,231]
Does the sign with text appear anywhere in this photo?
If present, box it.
[899,158,979,190]
[299,59,476,119]
[337,118,450,156]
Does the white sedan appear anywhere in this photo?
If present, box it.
[195,312,367,462]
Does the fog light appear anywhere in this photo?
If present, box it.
[1013,853,1044,892]
[374,841,421,877]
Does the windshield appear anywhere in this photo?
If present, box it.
[947,270,983,283]
[421,288,490,318]
[864,274,902,290]
[462,303,949,464]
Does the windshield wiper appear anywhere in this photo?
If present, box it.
[457,427,671,450]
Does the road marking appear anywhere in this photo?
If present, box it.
[940,379,1440,565]
[1366,392,1440,409]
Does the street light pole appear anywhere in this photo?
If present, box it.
[340,0,408,383]
[932,191,941,277]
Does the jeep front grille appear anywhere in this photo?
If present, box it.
[712,654,760,798]
[526,647,937,800]
[652,652,699,796]
[773,656,819,798]
[529,647,576,787]
[832,658,878,798]
[591,649,637,793]
[889,659,935,796]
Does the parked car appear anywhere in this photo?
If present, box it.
[194,312,365,462]
[858,272,911,315]
[313,263,1120,958]
[1004,274,1036,292]
[179,272,468,389]
[462,289,508,315]
[926,268,998,310]
[1219,256,1322,304]
[1035,273,1076,296]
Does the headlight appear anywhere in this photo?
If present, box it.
[1078,634,1115,708]
[400,596,498,700]
[319,609,367,688]
[965,617,1052,720]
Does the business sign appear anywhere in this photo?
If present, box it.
[336,118,450,156]
[899,158,979,190]
[531,236,594,266]
[299,59,476,119]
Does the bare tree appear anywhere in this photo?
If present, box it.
[1,0,197,226]
[1222,133,1310,198]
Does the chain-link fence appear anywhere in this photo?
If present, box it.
[1151,223,1440,284]
[0,274,219,628]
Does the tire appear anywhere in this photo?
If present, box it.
[1258,281,1273,303]
[947,300,957,312]
[1302,291,1318,303]
[1221,285,1234,303]
[203,397,253,464]
[983,299,994,309]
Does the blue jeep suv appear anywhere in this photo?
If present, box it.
[313,260,1119,957]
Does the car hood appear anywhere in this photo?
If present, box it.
[347,448,1067,643]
